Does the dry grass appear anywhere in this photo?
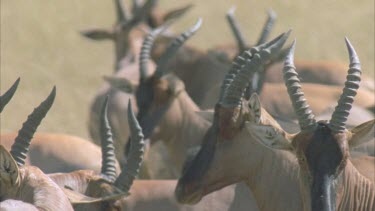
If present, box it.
[1,0,374,139]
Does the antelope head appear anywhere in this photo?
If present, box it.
[0,77,20,113]
[81,0,192,71]
[49,98,145,210]
[103,19,202,143]
[175,31,291,204]
[247,39,374,211]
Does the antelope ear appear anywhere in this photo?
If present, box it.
[162,4,194,23]
[195,109,214,123]
[103,76,137,93]
[248,93,262,124]
[0,146,20,186]
[348,119,374,149]
[63,186,129,204]
[80,29,114,40]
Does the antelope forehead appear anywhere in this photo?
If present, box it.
[303,125,347,174]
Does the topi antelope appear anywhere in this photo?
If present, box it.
[99,19,204,174]
[175,33,374,211]
[226,6,375,93]
[0,87,74,210]
[250,39,374,211]
[86,0,192,165]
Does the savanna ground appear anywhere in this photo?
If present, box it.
[1,0,374,139]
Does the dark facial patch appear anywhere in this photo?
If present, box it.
[306,122,346,177]
[179,121,218,185]
[136,77,173,139]
[304,122,348,211]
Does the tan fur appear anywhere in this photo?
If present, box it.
[1,132,120,174]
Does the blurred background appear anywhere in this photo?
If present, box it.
[1,0,374,139]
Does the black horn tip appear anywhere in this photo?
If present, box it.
[47,86,57,105]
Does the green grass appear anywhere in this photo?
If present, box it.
[1,0,374,139]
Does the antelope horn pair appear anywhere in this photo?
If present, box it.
[100,96,146,192]
[283,38,361,133]
[0,77,20,113]
[139,18,202,82]
[220,30,291,108]
[226,7,277,52]
[10,87,56,166]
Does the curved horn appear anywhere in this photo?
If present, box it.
[218,51,251,103]
[256,9,277,45]
[10,87,56,166]
[114,0,128,23]
[329,38,361,133]
[100,96,117,182]
[139,24,169,82]
[283,40,316,131]
[114,100,145,192]
[0,77,20,113]
[221,30,291,108]
[226,6,248,53]
[154,18,202,79]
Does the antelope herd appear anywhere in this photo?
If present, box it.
[1,0,374,211]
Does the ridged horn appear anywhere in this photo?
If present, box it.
[0,77,20,113]
[283,40,316,131]
[221,30,291,108]
[154,18,202,79]
[256,9,277,45]
[226,6,248,53]
[218,51,251,103]
[100,95,117,182]
[114,100,145,192]
[329,38,361,133]
[139,24,169,82]
[114,0,128,23]
[10,87,56,166]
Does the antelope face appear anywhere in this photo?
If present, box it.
[175,100,263,204]
[292,122,349,211]
[136,74,185,141]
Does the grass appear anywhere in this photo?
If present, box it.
[1,0,374,140]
